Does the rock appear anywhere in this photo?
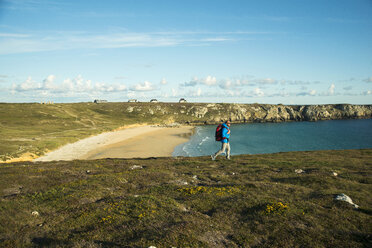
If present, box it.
[32,211,40,216]
[164,122,181,128]
[192,106,208,118]
[79,197,97,205]
[3,186,22,197]
[148,246,157,248]
[332,172,338,176]
[334,193,359,209]
[86,170,91,174]
[179,205,188,212]
[295,169,305,174]
[130,165,143,170]
[64,103,372,126]
[173,179,188,185]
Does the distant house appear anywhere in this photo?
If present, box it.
[150,99,158,103]
[128,99,138,102]
[94,99,108,103]
[179,98,187,103]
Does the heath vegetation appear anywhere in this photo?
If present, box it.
[0,149,371,247]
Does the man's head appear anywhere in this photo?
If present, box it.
[225,120,231,126]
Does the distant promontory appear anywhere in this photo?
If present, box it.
[122,103,372,124]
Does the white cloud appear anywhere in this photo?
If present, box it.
[181,75,217,87]
[255,78,277,85]
[328,83,335,95]
[362,90,371,95]
[115,84,127,91]
[309,90,317,96]
[184,87,203,97]
[12,75,128,95]
[219,79,233,89]
[61,78,74,92]
[364,77,372,83]
[254,88,264,97]
[0,30,267,55]
[56,75,94,93]
[204,75,217,86]
[42,74,56,89]
[180,76,320,90]
[226,89,241,97]
[131,81,154,91]
[296,89,317,96]
[160,78,167,85]
[12,76,40,91]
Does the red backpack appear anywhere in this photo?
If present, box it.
[215,124,223,141]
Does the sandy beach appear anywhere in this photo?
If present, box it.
[34,125,194,162]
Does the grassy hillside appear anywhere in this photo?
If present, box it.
[0,102,177,161]
[0,149,371,247]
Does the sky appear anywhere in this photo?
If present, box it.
[0,0,371,104]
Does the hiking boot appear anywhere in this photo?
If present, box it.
[211,155,216,161]
[226,156,231,160]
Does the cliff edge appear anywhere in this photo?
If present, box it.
[123,103,372,124]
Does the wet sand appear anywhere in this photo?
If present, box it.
[34,125,194,162]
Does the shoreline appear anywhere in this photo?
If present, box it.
[34,125,195,162]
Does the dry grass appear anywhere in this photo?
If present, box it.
[0,149,371,247]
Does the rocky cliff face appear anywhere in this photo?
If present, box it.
[124,103,372,124]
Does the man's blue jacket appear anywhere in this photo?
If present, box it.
[221,123,230,143]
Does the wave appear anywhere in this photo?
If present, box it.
[182,143,191,156]
[198,136,210,146]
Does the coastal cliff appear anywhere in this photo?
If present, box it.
[124,103,372,124]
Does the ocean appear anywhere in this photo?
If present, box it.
[173,119,372,157]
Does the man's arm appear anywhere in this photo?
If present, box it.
[222,126,230,137]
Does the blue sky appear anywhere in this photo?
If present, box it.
[0,0,371,104]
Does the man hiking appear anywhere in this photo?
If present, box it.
[211,120,231,160]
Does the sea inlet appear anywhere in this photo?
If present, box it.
[173,119,372,157]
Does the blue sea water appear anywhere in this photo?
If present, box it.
[173,119,372,157]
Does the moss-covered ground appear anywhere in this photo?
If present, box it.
[0,149,371,247]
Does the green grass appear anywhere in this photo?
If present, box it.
[0,149,371,247]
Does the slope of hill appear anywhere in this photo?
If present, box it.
[0,149,371,247]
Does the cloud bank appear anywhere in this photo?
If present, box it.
[8,74,370,103]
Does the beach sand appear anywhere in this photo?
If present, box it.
[34,125,194,162]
